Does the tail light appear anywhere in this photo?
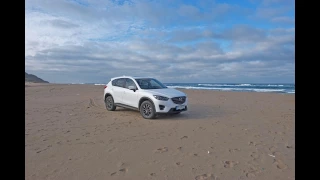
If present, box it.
[104,85,107,89]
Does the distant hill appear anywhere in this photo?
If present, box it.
[25,72,49,83]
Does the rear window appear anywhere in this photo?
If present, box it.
[113,78,125,87]
[111,79,117,86]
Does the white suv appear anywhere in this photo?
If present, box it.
[103,76,188,119]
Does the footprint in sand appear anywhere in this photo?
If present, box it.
[108,147,118,153]
[286,145,294,149]
[110,172,117,176]
[154,147,168,153]
[223,161,238,168]
[250,152,266,163]
[272,151,281,156]
[197,127,206,131]
[195,173,218,180]
[269,146,276,152]
[180,136,188,139]
[229,148,241,153]
[273,159,287,170]
[117,162,125,167]
[250,152,260,159]
[119,168,128,173]
[149,173,156,177]
[175,162,183,166]
[188,153,198,157]
[246,172,256,178]
[254,134,261,138]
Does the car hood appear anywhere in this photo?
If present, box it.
[143,88,186,98]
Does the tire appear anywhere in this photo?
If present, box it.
[105,96,116,111]
[140,100,156,119]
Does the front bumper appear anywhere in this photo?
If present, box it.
[156,106,188,114]
[153,97,188,113]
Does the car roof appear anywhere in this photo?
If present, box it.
[110,76,154,80]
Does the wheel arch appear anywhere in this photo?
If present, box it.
[104,93,112,101]
[138,97,154,110]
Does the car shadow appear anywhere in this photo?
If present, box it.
[156,104,226,120]
[115,108,137,112]
[114,104,226,120]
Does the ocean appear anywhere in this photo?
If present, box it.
[163,83,295,94]
[92,82,295,94]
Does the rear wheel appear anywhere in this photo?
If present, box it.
[140,100,156,119]
[105,96,116,111]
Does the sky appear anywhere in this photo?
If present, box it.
[25,0,295,84]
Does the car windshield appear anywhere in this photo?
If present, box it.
[135,78,167,89]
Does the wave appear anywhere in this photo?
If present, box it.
[94,83,105,85]
[168,86,293,93]
[198,84,253,87]
[198,84,238,87]
[169,86,218,90]
[267,84,284,87]
[239,84,251,86]
[196,83,292,87]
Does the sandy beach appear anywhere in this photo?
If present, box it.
[25,83,295,180]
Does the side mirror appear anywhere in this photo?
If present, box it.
[128,86,136,92]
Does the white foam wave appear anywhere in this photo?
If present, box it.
[94,84,105,86]
[197,83,290,87]
[169,86,214,90]
[287,90,295,93]
[198,84,250,87]
[267,84,284,87]
[251,89,285,92]
[168,86,289,93]
[239,84,251,86]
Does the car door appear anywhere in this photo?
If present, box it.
[112,78,125,104]
[122,78,140,108]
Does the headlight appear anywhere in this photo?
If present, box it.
[153,95,169,101]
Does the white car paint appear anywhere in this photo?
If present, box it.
[103,76,188,118]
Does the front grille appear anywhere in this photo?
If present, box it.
[171,96,186,104]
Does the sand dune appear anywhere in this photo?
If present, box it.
[25,83,295,180]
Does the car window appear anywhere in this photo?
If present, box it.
[112,79,118,86]
[135,78,167,89]
[125,78,137,89]
[136,79,149,89]
[150,80,162,88]
[115,78,125,88]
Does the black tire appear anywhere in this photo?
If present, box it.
[105,96,116,111]
[140,100,156,119]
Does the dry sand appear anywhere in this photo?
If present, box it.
[25,83,295,180]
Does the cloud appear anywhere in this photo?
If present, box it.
[271,16,295,24]
[48,19,79,29]
[262,0,295,6]
[255,6,290,19]
[25,0,295,83]
[214,25,267,42]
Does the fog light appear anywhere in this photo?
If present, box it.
[159,105,165,110]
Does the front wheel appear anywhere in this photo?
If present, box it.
[140,100,156,119]
[105,96,116,111]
